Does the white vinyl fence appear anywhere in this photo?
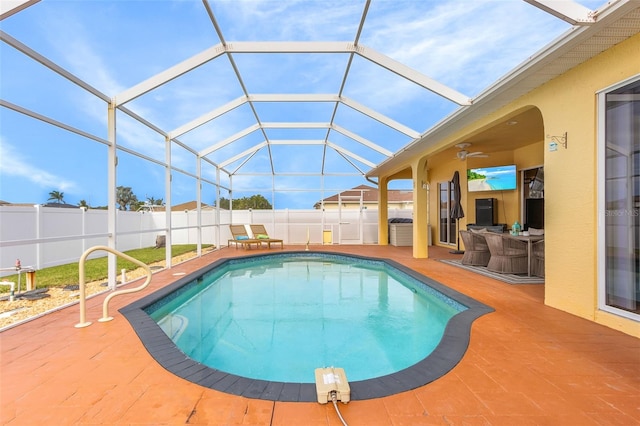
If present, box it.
[0,205,413,276]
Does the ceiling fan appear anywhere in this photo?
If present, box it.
[455,143,488,160]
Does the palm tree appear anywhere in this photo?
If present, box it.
[78,200,89,209]
[116,186,138,211]
[146,196,164,206]
[48,190,64,204]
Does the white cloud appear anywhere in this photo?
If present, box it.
[39,9,124,95]
[0,138,78,193]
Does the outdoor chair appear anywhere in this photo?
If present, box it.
[459,230,491,266]
[228,225,262,249]
[532,239,545,278]
[483,233,528,274]
[249,224,284,249]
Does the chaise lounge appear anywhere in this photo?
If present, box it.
[228,225,262,249]
[249,224,284,249]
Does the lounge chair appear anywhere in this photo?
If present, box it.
[459,230,490,266]
[483,233,528,274]
[249,224,284,249]
[228,225,262,249]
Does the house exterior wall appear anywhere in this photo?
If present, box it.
[381,33,639,336]
[533,33,639,336]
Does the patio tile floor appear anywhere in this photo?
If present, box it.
[1,245,639,425]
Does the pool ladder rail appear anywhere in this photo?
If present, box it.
[75,245,152,328]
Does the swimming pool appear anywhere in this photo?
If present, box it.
[121,251,493,401]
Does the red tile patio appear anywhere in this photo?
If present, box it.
[1,245,639,425]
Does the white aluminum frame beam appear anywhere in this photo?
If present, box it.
[228,41,471,106]
[326,142,376,168]
[248,94,339,103]
[269,140,325,145]
[219,141,267,168]
[263,122,392,157]
[332,124,393,157]
[0,0,40,20]
[262,122,330,129]
[355,45,472,105]
[341,96,420,138]
[523,0,596,25]
[199,121,391,169]
[114,41,471,108]
[199,124,261,157]
[0,30,110,102]
[225,41,350,53]
[192,92,417,136]
[114,44,226,105]
[1,99,110,146]
[169,96,246,139]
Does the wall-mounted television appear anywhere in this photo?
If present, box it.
[467,164,517,192]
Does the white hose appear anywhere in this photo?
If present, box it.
[331,392,348,426]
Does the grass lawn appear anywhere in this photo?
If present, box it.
[2,245,211,288]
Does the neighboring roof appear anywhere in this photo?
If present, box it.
[41,203,78,209]
[171,201,213,212]
[137,201,214,212]
[316,184,413,206]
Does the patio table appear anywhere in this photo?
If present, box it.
[504,234,544,277]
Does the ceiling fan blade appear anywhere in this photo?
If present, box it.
[467,151,488,157]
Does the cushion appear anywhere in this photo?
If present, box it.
[470,228,487,233]
[256,234,269,239]
[236,235,249,240]
[528,228,544,236]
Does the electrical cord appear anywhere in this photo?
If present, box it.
[330,391,349,426]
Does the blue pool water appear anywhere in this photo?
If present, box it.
[146,253,466,383]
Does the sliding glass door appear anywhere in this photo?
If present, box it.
[599,77,640,318]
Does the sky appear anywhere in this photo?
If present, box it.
[0,0,606,209]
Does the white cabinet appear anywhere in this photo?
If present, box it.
[390,223,413,246]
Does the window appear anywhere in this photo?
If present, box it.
[599,77,640,318]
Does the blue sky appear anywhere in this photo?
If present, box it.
[0,0,605,209]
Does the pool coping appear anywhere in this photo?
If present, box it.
[120,251,494,402]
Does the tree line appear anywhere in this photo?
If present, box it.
[47,187,163,211]
[47,189,272,210]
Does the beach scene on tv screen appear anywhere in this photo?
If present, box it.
[467,165,516,192]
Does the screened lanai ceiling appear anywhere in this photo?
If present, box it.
[0,0,629,209]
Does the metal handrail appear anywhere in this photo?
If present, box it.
[75,245,152,328]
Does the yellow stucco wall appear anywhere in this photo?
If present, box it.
[378,33,640,336]
[533,34,639,336]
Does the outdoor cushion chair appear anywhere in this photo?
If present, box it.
[532,239,545,278]
[483,233,528,274]
[249,224,284,249]
[459,230,491,266]
[228,225,262,249]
